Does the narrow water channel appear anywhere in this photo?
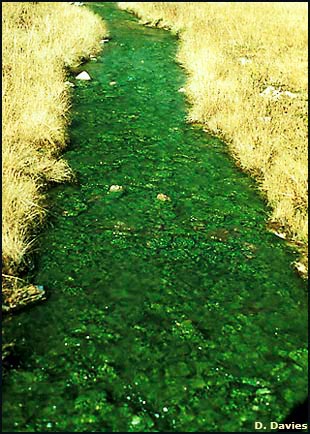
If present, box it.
[2,3,307,432]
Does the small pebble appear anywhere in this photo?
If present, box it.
[64,81,75,87]
[157,193,171,201]
[76,71,91,81]
[109,184,123,192]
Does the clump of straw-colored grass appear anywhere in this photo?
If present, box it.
[2,2,107,279]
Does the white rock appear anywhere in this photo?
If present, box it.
[273,231,286,239]
[283,90,297,98]
[100,39,110,44]
[271,90,282,100]
[157,193,171,202]
[260,85,275,97]
[260,85,282,100]
[178,87,186,93]
[260,86,297,101]
[109,185,123,192]
[64,81,75,87]
[76,71,91,81]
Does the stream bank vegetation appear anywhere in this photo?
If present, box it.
[2,2,107,312]
[118,2,308,276]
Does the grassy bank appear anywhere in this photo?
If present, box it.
[118,2,308,275]
[2,2,106,297]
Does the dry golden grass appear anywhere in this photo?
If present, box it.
[119,2,308,273]
[2,2,107,277]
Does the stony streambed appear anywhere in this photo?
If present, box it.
[2,2,307,432]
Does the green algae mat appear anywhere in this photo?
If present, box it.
[2,3,308,432]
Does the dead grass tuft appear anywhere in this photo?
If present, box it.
[2,2,107,278]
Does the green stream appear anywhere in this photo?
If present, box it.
[2,3,308,432]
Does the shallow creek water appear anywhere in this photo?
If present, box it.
[2,3,308,432]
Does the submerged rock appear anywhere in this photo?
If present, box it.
[109,184,123,192]
[76,71,91,81]
[131,416,141,426]
[157,193,171,202]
